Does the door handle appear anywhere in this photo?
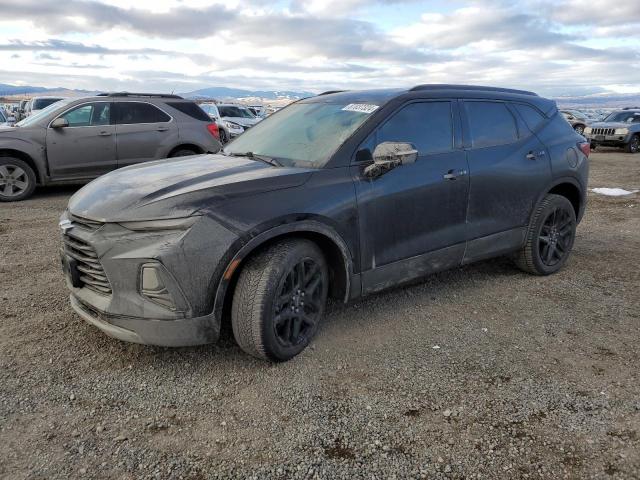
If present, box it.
[526,150,546,160]
[443,169,468,181]
[157,127,169,132]
[98,131,112,136]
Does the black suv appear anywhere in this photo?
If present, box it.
[60,85,589,362]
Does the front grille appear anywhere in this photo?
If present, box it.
[592,127,615,136]
[69,214,103,231]
[63,234,112,295]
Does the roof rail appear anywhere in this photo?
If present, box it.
[318,90,348,96]
[409,84,538,96]
[622,106,640,110]
[95,92,184,99]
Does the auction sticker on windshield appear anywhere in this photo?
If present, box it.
[342,104,379,114]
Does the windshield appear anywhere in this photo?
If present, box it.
[224,102,376,168]
[219,106,255,118]
[200,104,218,116]
[604,111,640,123]
[16,98,74,127]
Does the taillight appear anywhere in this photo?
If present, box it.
[578,141,590,157]
[206,123,219,140]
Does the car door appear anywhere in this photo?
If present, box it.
[114,101,178,167]
[352,100,470,294]
[46,101,117,179]
[461,100,552,261]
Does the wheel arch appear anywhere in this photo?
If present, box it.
[168,143,205,157]
[531,177,584,226]
[212,220,354,327]
[0,149,42,183]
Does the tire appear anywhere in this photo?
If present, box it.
[625,134,640,153]
[514,194,577,275]
[590,142,597,150]
[231,239,329,362]
[573,124,585,135]
[0,157,37,202]
[219,128,228,145]
[169,148,198,158]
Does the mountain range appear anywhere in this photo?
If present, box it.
[1,82,639,108]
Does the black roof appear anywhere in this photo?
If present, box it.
[304,84,555,115]
[95,92,183,99]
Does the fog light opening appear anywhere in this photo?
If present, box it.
[140,265,176,311]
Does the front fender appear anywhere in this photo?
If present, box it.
[209,218,355,326]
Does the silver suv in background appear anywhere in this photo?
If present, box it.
[560,109,589,135]
[217,104,262,129]
[200,103,245,144]
[24,96,64,117]
[0,93,221,201]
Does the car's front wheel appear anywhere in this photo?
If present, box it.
[574,124,585,135]
[625,134,640,153]
[0,157,37,202]
[514,194,577,275]
[231,239,329,362]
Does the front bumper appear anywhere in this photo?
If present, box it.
[61,213,239,346]
[585,132,632,146]
[70,294,219,346]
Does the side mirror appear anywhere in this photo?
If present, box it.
[50,117,69,129]
[363,142,418,178]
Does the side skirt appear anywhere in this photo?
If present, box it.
[361,243,465,295]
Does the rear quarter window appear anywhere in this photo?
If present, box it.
[166,102,210,122]
[513,103,546,131]
[464,101,518,148]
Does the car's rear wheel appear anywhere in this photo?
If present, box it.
[231,239,329,362]
[169,148,198,158]
[514,194,576,275]
[574,124,585,135]
[0,157,37,202]
[625,134,640,153]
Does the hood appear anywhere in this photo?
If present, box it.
[223,116,260,128]
[68,154,314,222]
[589,121,633,129]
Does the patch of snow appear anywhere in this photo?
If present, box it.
[591,187,638,196]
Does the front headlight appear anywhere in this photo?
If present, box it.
[583,127,592,134]
[224,121,243,130]
[614,128,629,135]
[118,216,199,232]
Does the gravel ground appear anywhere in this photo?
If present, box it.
[1,150,639,479]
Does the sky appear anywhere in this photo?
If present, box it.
[0,0,638,96]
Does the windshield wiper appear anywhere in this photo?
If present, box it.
[226,151,282,167]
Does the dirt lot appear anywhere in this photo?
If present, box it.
[1,150,639,479]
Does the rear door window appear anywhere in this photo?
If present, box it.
[513,103,546,132]
[464,101,518,148]
[115,102,170,124]
[376,101,454,155]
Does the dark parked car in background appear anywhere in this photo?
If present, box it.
[0,93,221,201]
[584,108,640,153]
[60,85,589,362]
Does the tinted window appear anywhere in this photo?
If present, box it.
[61,102,110,127]
[167,101,210,121]
[464,101,518,148]
[514,103,546,132]
[377,102,453,155]
[115,102,170,124]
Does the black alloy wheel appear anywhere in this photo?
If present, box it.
[538,207,573,267]
[273,258,325,348]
